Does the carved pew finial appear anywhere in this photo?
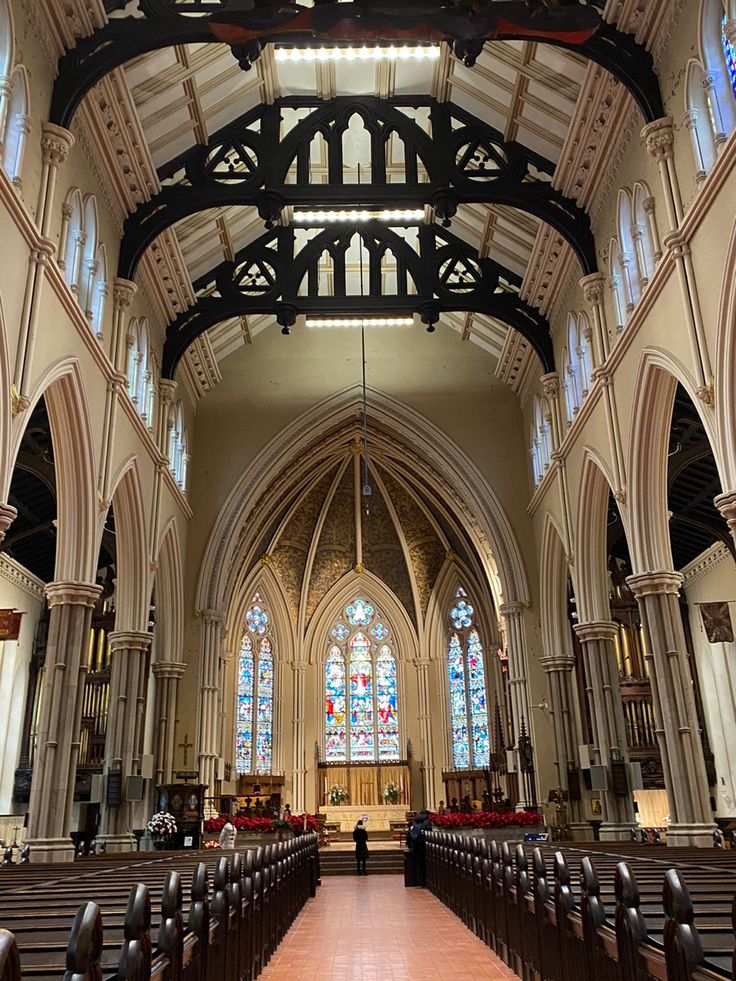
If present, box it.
[118,883,152,981]
[663,869,705,981]
[0,930,20,981]
[615,862,648,981]
[63,901,103,981]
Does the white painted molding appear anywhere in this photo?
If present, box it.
[0,553,45,602]
[681,541,732,587]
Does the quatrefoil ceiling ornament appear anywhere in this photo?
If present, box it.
[205,140,259,182]
[233,257,277,295]
[455,138,507,180]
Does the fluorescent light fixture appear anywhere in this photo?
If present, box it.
[306,317,414,328]
[275,45,441,63]
[293,208,425,223]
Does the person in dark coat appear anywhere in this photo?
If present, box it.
[353,820,369,875]
[406,809,432,887]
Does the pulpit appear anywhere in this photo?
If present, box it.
[157,783,206,849]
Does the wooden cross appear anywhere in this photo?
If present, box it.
[178,733,193,767]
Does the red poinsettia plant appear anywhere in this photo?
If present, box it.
[428,810,544,830]
[203,813,319,834]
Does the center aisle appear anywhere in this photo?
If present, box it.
[261,874,518,981]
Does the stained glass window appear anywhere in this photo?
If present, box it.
[324,599,400,763]
[236,598,275,774]
[447,587,491,769]
[723,15,736,98]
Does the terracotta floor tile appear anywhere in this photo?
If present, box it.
[260,875,519,980]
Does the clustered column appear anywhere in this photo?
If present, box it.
[152,660,186,786]
[413,657,436,810]
[628,571,715,846]
[500,602,532,803]
[198,609,225,816]
[574,621,637,839]
[100,630,153,845]
[291,662,307,813]
[27,581,101,862]
[540,655,577,791]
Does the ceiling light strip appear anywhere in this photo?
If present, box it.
[293,209,425,223]
[275,45,441,63]
[306,317,414,328]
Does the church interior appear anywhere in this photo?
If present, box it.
[2,0,736,977]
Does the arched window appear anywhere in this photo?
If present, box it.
[447,587,491,769]
[168,401,188,492]
[58,189,108,337]
[724,13,736,96]
[2,66,29,188]
[531,395,551,485]
[632,183,658,284]
[236,595,275,774]
[617,189,640,310]
[577,313,593,396]
[324,598,400,763]
[609,238,626,331]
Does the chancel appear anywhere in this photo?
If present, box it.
[3,0,736,978]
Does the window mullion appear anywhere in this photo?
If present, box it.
[464,639,474,769]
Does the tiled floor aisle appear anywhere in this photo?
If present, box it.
[261,875,519,980]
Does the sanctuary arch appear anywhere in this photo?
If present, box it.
[195,390,536,816]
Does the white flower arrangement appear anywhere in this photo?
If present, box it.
[383,781,399,805]
[147,811,177,837]
[327,783,348,806]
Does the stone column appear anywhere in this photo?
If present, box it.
[682,109,708,183]
[151,660,186,786]
[642,197,662,263]
[13,239,56,412]
[37,123,75,239]
[580,272,609,366]
[27,581,101,862]
[500,602,533,805]
[574,621,637,839]
[540,654,588,836]
[663,230,712,403]
[701,69,728,147]
[594,367,627,501]
[291,662,307,813]
[157,379,177,459]
[111,278,137,376]
[414,657,435,809]
[99,630,153,847]
[197,609,225,816]
[641,117,683,234]
[628,572,715,846]
[715,493,736,552]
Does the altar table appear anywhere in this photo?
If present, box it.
[318,803,408,832]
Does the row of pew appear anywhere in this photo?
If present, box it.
[0,832,320,979]
[425,831,736,981]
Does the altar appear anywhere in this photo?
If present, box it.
[317,761,411,809]
[319,803,407,832]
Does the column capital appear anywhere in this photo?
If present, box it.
[574,620,619,644]
[540,371,559,399]
[152,660,186,680]
[641,116,675,161]
[158,378,178,406]
[40,122,75,167]
[291,661,308,674]
[45,581,101,608]
[714,490,736,530]
[412,657,432,669]
[579,271,606,305]
[108,630,153,653]
[662,229,689,256]
[0,502,17,543]
[626,570,683,599]
[539,654,575,672]
[113,277,138,311]
[196,607,224,625]
[499,601,525,619]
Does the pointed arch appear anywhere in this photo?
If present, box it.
[715,218,736,486]
[3,64,29,187]
[154,518,184,665]
[0,0,15,79]
[10,359,97,582]
[107,457,150,632]
[540,513,572,657]
[627,349,724,573]
[574,449,619,623]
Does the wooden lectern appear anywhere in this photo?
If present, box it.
[156,783,207,849]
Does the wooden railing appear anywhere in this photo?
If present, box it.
[0,832,320,979]
[425,832,736,981]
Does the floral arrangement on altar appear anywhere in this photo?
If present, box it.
[429,810,544,830]
[146,811,177,842]
[203,814,319,834]
[383,781,399,805]
[327,783,348,806]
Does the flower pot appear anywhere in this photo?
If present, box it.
[152,837,169,850]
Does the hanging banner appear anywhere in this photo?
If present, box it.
[700,602,734,644]
[0,609,23,640]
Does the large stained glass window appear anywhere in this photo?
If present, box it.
[447,587,491,769]
[324,598,400,763]
[236,595,275,775]
[724,15,736,98]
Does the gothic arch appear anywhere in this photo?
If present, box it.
[627,349,723,573]
[196,386,528,620]
[540,514,572,657]
[8,359,97,582]
[715,218,736,487]
[154,518,184,665]
[574,449,619,623]
[107,457,150,632]
[227,562,295,666]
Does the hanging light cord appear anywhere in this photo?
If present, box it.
[356,162,372,503]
